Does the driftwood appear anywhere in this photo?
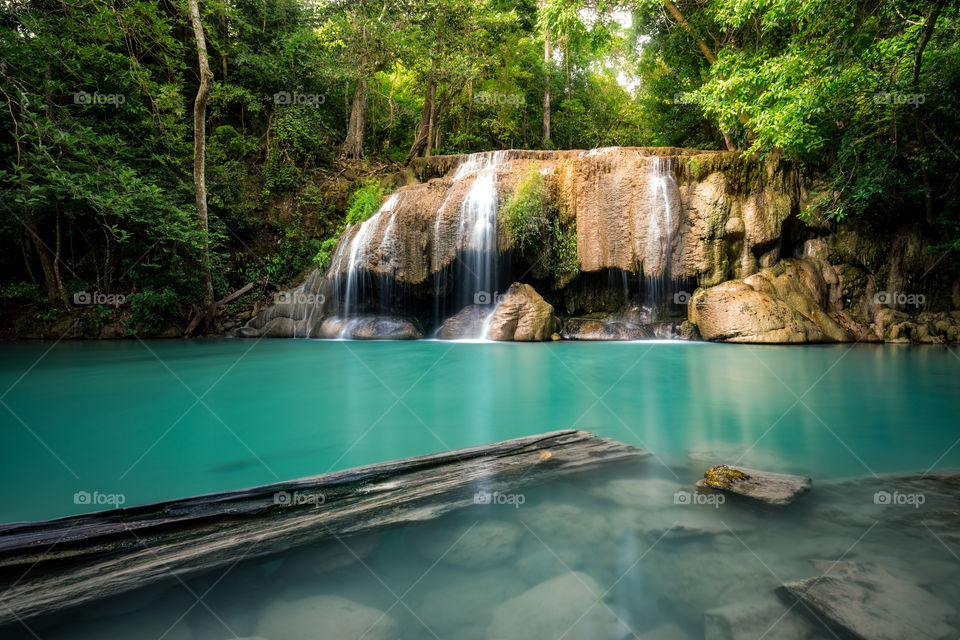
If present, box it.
[0,430,646,627]
[216,281,254,307]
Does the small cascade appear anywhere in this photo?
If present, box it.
[330,193,400,327]
[642,156,682,321]
[432,151,512,337]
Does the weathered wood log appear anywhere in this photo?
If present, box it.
[216,281,253,307]
[0,430,647,627]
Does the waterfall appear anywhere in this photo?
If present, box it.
[642,157,681,320]
[333,192,400,326]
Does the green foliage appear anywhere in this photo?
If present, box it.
[129,288,179,334]
[502,167,578,284]
[345,182,387,225]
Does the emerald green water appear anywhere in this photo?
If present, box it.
[1,339,958,523]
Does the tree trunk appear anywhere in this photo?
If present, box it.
[343,77,369,159]
[404,79,436,165]
[543,25,551,145]
[425,83,436,157]
[913,0,944,225]
[188,0,216,328]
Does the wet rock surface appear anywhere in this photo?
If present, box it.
[487,283,560,341]
[255,594,398,640]
[435,304,493,339]
[560,317,651,340]
[778,560,957,640]
[696,464,812,505]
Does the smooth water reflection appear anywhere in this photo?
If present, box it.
[0,340,958,522]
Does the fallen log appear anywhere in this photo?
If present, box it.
[0,430,646,627]
[216,281,254,307]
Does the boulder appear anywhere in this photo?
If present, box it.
[704,597,824,640]
[487,283,560,341]
[254,595,397,640]
[690,259,854,343]
[486,571,631,640]
[235,326,261,338]
[696,464,811,506]
[318,316,422,339]
[777,561,957,640]
[418,568,526,633]
[436,304,493,339]
[261,316,299,338]
[560,317,651,340]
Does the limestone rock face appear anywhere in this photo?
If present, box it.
[486,571,631,640]
[690,259,855,343]
[254,595,397,640]
[487,283,560,341]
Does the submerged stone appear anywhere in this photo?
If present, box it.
[777,560,957,640]
[696,464,811,505]
[413,519,523,569]
[254,594,397,640]
[486,571,631,640]
[704,596,823,640]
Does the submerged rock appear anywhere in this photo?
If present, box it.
[486,571,631,640]
[690,259,856,343]
[413,519,523,569]
[418,568,526,634]
[777,560,957,640]
[254,595,397,640]
[696,464,811,505]
[704,596,824,640]
[436,304,492,339]
[487,283,560,341]
[560,317,651,340]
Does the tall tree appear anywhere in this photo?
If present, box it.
[188,0,215,326]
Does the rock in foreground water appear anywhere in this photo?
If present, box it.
[436,304,493,339]
[560,317,651,340]
[486,571,631,640]
[255,595,397,640]
[777,560,956,640]
[696,464,811,505]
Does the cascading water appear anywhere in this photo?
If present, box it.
[432,151,510,337]
[330,193,400,333]
[642,156,682,321]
